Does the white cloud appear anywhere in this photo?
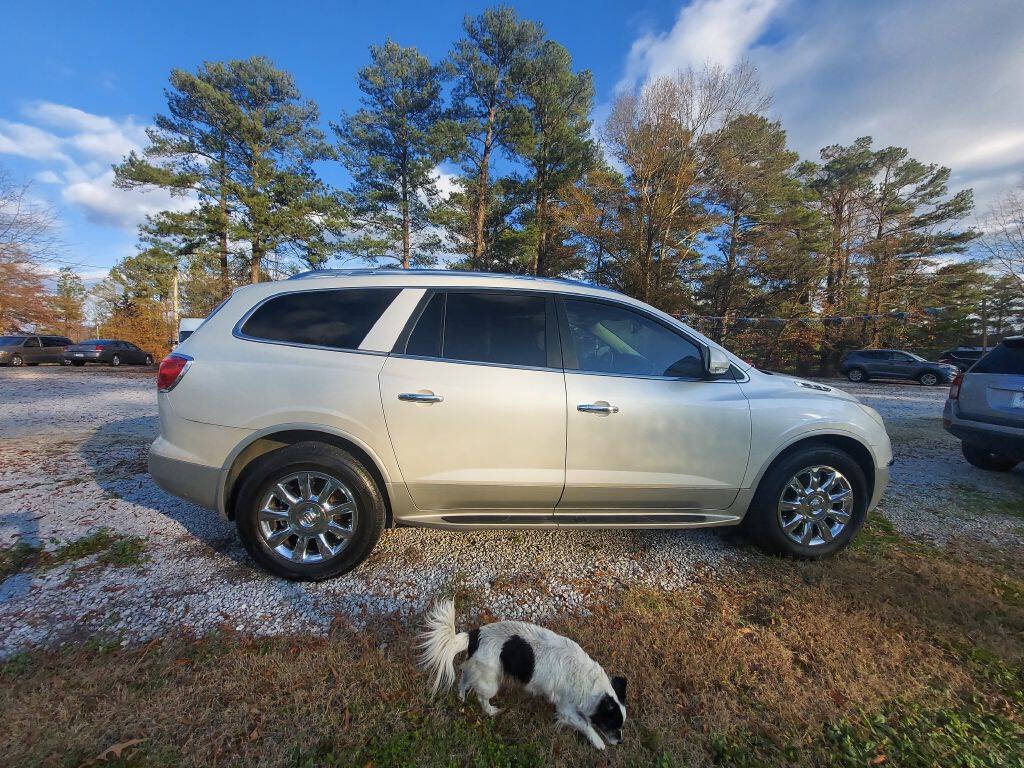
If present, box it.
[0,102,191,231]
[618,0,1024,212]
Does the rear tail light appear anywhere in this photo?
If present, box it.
[157,354,192,392]
[948,371,963,401]
[91,344,104,351]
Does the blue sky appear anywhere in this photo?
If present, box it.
[2,0,1022,280]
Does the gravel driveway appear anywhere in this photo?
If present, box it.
[1,367,1021,657]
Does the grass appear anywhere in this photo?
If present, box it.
[1,515,1022,767]
[951,483,1024,519]
[0,529,147,580]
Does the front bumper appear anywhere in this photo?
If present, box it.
[869,461,891,513]
[148,444,222,511]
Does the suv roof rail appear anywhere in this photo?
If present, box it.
[286,267,607,291]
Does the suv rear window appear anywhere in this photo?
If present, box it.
[405,291,548,368]
[971,342,1024,375]
[240,288,400,350]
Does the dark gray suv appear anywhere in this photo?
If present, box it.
[944,336,1024,472]
[0,335,74,366]
[839,349,957,386]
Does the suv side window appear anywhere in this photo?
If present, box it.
[42,336,65,347]
[440,292,548,368]
[972,343,1024,375]
[564,298,704,378]
[24,337,40,348]
[240,288,400,350]
[405,292,445,358]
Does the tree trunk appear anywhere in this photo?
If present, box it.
[218,148,230,298]
[251,236,262,284]
[473,109,495,270]
[401,172,411,270]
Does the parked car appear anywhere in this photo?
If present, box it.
[65,339,154,367]
[839,349,958,386]
[939,347,985,371]
[0,334,73,366]
[943,336,1024,472]
[150,270,893,581]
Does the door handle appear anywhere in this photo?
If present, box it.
[398,392,443,403]
[577,403,619,414]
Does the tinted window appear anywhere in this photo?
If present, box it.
[405,292,445,358]
[240,288,400,350]
[23,337,40,348]
[0,336,27,347]
[972,343,1024,375]
[565,299,703,378]
[442,292,547,367]
[42,336,67,347]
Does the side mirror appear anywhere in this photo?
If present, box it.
[706,347,732,377]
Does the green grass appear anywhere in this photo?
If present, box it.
[951,483,1024,519]
[0,529,148,580]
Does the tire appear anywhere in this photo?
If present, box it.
[918,371,939,386]
[235,442,386,581]
[961,442,1019,472]
[72,360,85,366]
[144,355,153,366]
[743,444,868,558]
[846,367,867,383]
[110,355,121,367]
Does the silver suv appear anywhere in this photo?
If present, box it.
[150,270,892,580]
[944,336,1024,472]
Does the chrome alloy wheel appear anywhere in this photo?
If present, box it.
[257,471,357,564]
[920,372,938,386]
[777,465,854,547]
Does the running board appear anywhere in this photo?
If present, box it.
[439,513,708,525]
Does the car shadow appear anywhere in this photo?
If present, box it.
[79,415,248,566]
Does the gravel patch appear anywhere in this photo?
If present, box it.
[1,368,1020,658]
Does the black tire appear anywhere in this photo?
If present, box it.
[961,442,1019,472]
[110,355,121,367]
[918,371,940,386]
[743,444,869,558]
[144,355,153,366]
[10,354,23,367]
[72,360,85,366]
[846,367,867,383]
[235,442,386,581]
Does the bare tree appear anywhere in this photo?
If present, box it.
[980,182,1024,289]
[0,167,58,331]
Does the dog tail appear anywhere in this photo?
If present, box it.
[417,599,470,695]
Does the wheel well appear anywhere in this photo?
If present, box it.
[759,434,876,496]
[225,430,393,526]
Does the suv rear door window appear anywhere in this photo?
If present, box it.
[404,292,445,358]
[564,298,704,378]
[972,342,1024,375]
[441,292,547,368]
[240,288,400,350]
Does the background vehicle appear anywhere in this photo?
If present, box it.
[177,318,204,345]
[944,336,1024,472]
[0,335,73,366]
[839,348,957,386]
[65,339,154,367]
[150,271,892,581]
[939,347,985,371]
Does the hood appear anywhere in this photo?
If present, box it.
[754,370,861,403]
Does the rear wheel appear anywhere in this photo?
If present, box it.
[235,442,386,581]
[144,354,153,366]
[846,367,867,383]
[961,442,1019,472]
[918,371,939,386]
[110,355,121,367]
[744,445,868,558]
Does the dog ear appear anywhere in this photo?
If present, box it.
[611,676,627,704]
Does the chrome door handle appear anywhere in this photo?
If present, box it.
[398,392,443,403]
[577,403,619,414]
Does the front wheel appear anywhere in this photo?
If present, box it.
[918,371,939,386]
[744,445,868,558]
[235,442,386,581]
[846,367,867,383]
[961,442,1019,472]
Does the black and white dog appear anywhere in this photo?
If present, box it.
[418,600,627,750]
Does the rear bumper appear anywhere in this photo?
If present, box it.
[148,444,222,511]
[65,351,103,361]
[943,401,1024,461]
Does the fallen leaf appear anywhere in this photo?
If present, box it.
[871,755,887,765]
[77,738,146,767]
[249,728,260,741]
[342,704,351,732]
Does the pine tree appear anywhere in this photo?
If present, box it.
[48,267,87,339]
[447,7,543,268]
[335,40,449,268]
